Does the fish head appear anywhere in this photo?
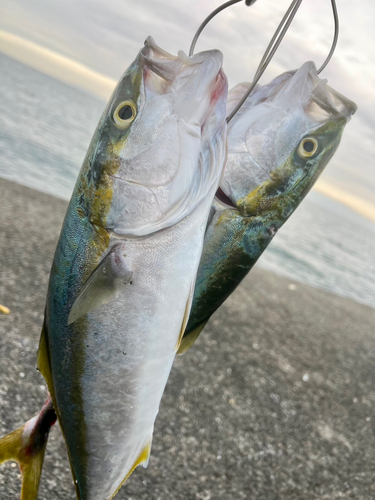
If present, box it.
[221,62,357,215]
[84,37,227,236]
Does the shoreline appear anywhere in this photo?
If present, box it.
[2,176,374,312]
[1,177,375,499]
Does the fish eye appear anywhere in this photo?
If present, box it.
[113,101,137,129]
[298,137,318,158]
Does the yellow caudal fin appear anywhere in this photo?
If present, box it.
[0,398,56,500]
[0,427,24,464]
[19,449,47,500]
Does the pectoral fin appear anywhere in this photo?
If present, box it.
[177,320,208,355]
[68,244,132,325]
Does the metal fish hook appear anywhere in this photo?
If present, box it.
[227,0,339,122]
[189,0,339,123]
[189,0,257,57]
[317,0,339,74]
[226,0,304,122]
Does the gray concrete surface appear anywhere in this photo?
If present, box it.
[0,178,375,500]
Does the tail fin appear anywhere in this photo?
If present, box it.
[0,397,56,500]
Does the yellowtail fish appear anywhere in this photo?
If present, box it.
[180,61,357,352]
[0,37,228,500]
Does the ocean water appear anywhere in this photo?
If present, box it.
[0,52,104,199]
[1,52,375,310]
[257,191,375,308]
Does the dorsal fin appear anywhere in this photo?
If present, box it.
[175,280,197,352]
[177,320,208,355]
[37,321,55,402]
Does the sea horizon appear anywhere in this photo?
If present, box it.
[1,51,374,311]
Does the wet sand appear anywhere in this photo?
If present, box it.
[1,178,375,500]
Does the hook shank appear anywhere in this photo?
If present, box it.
[189,0,244,57]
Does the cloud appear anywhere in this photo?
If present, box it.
[0,0,374,222]
[314,179,375,224]
[0,29,116,99]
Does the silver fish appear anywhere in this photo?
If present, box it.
[0,37,228,500]
[181,61,357,351]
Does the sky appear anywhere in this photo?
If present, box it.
[0,0,374,221]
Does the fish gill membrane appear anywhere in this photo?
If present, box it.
[27,37,227,500]
[180,61,357,353]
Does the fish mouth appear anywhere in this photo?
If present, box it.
[140,36,226,125]
[272,61,357,124]
[140,37,181,96]
[236,61,357,124]
[301,63,357,123]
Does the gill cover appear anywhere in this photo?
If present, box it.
[67,38,227,325]
[105,36,227,237]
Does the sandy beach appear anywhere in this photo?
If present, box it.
[1,178,375,500]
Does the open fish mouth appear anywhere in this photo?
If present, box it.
[141,36,226,126]
[292,62,357,122]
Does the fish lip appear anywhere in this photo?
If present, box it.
[142,36,179,61]
[140,36,180,83]
[295,61,357,122]
[325,84,357,120]
[233,61,357,123]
